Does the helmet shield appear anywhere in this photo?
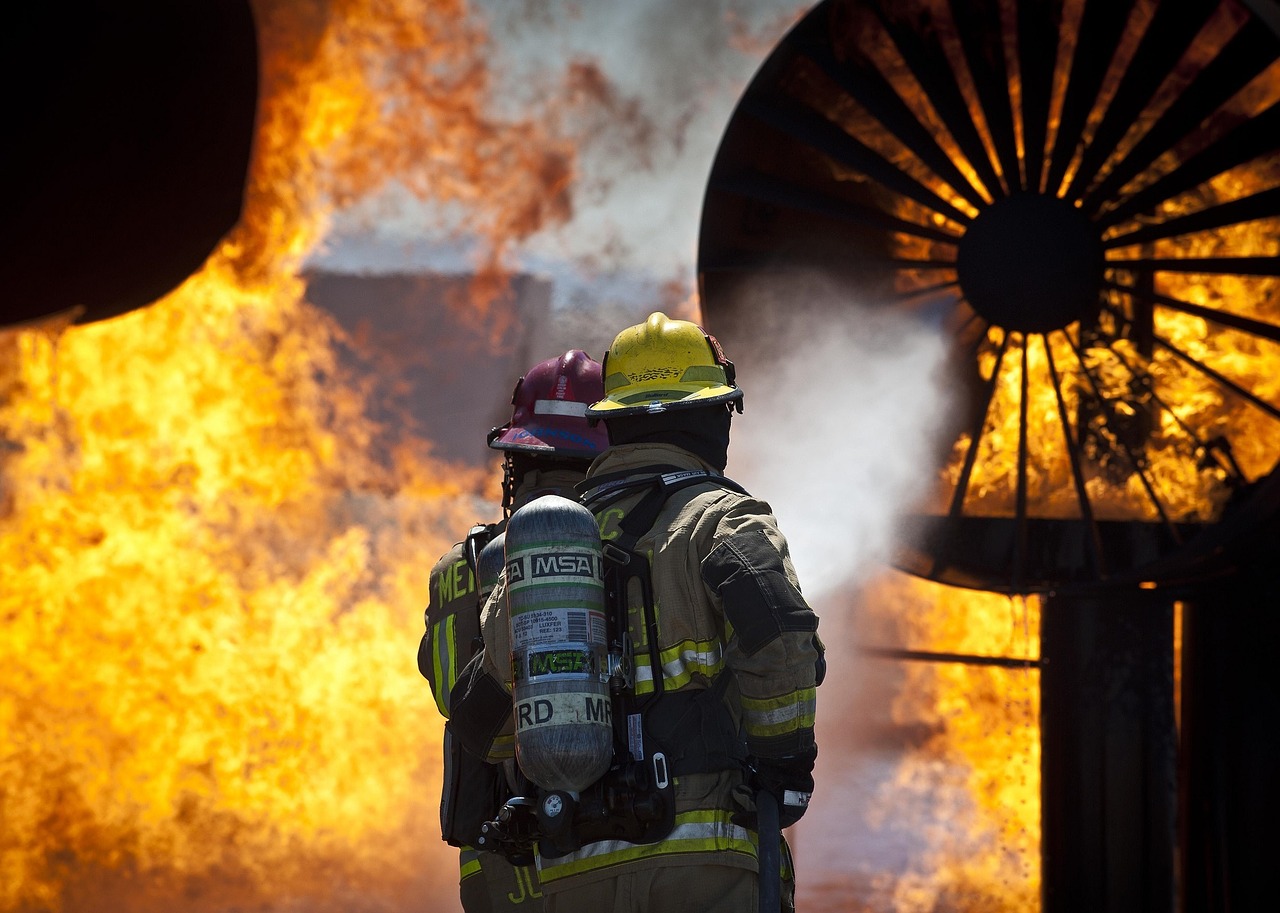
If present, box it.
[489,349,609,458]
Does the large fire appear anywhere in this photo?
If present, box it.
[0,2,577,910]
[6,0,1276,911]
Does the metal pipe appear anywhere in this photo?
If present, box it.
[858,645,1043,670]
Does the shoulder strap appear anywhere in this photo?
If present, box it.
[461,521,500,658]
[462,522,498,581]
[579,467,749,552]
[586,468,748,705]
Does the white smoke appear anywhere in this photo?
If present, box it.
[723,275,957,601]
[714,274,964,909]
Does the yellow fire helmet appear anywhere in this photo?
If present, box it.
[587,312,744,417]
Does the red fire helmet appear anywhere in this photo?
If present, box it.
[488,350,609,459]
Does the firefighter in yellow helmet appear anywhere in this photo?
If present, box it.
[419,350,608,913]
[457,313,822,913]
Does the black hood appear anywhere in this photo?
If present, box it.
[603,405,732,471]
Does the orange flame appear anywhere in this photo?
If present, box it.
[0,1,581,909]
[871,573,1040,910]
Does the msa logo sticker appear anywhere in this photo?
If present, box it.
[507,548,602,585]
[515,692,613,730]
[532,553,597,578]
[523,647,596,679]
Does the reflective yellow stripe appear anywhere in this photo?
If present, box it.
[489,732,515,761]
[536,808,755,883]
[459,846,483,880]
[741,687,816,738]
[431,614,458,718]
[633,638,725,694]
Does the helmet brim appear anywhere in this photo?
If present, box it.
[488,421,605,457]
[586,383,742,417]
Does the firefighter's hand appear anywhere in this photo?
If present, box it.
[733,752,815,830]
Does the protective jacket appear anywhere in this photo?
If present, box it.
[474,443,819,894]
[420,468,586,910]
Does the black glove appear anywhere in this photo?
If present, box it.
[732,751,816,830]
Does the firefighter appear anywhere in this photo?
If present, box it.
[418,350,608,913]
[460,312,822,913]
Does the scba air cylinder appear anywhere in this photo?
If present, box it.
[504,495,612,792]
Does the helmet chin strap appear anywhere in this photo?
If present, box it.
[500,453,518,518]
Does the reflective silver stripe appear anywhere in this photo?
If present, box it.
[782,790,811,808]
[534,399,588,416]
[633,642,724,683]
[537,816,755,878]
[742,695,814,727]
[669,642,723,677]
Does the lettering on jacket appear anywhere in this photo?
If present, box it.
[436,557,475,606]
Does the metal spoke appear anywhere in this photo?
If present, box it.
[1063,0,1220,204]
[1103,187,1280,248]
[946,329,1009,522]
[949,0,1021,190]
[1105,255,1280,277]
[1097,100,1280,226]
[929,328,1011,581]
[1063,329,1182,539]
[1083,18,1280,211]
[707,172,963,244]
[1014,335,1031,589]
[1137,320,1280,424]
[738,92,974,226]
[1045,331,1107,578]
[1017,0,1062,193]
[870,0,1007,199]
[698,249,957,274]
[1043,0,1138,196]
[785,13,991,211]
[1104,279,1280,345]
[886,279,962,303]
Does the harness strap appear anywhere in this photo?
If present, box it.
[462,522,499,657]
[579,467,749,550]
[580,466,750,773]
[584,467,745,702]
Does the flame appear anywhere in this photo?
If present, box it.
[880,575,1040,910]
[799,571,1039,911]
[0,1,579,909]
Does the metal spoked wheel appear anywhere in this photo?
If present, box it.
[698,0,1280,593]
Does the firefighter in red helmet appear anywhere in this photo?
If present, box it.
[418,350,607,913]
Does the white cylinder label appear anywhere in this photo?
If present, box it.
[514,690,614,731]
